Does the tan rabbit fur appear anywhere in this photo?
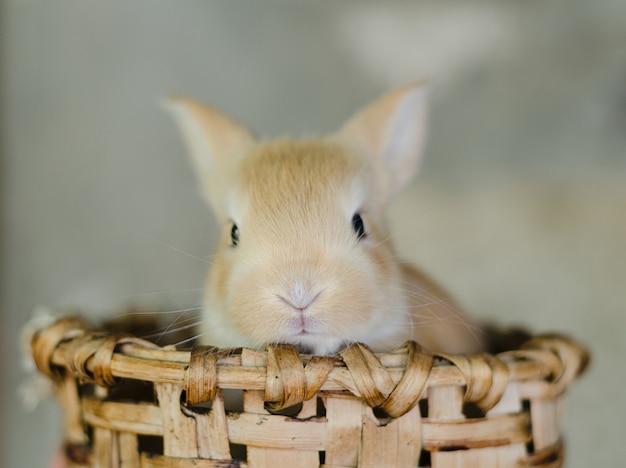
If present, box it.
[166,83,483,355]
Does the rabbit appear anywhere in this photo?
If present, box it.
[165,83,483,355]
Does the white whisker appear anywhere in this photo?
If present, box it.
[137,231,214,265]
[121,288,205,300]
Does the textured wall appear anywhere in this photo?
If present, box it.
[2,1,624,466]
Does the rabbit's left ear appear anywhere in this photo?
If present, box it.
[337,83,430,201]
[163,97,256,221]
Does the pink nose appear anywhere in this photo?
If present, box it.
[278,281,322,312]
[278,294,318,312]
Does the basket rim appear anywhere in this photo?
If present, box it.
[30,316,590,417]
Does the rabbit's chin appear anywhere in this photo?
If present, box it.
[279,334,347,356]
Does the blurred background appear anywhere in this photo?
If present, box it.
[1,1,624,466]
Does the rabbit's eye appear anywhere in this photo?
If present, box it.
[230,223,239,247]
[351,213,367,240]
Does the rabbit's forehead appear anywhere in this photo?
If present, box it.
[233,140,367,223]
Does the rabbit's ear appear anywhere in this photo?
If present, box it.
[337,83,430,201]
[164,98,256,217]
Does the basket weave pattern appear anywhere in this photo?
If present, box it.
[32,317,588,468]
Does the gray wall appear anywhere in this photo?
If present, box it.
[2,1,624,466]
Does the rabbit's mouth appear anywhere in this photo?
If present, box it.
[285,316,320,337]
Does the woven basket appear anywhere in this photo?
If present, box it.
[31,316,589,468]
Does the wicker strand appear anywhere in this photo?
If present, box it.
[303,355,337,400]
[185,346,230,405]
[91,335,160,387]
[522,334,590,388]
[339,343,396,408]
[65,332,111,383]
[379,341,433,418]
[265,344,307,410]
[436,352,510,412]
[31,316,88,379]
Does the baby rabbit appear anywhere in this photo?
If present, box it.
[166,83,483,355]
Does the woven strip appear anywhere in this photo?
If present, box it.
[302,355,336,400]
[528,440,564,466]
[91,335,159,387]
[32,316,88,379]
[522,334,590,389]
[340,343,396,408]
[380,341,433,417]
[264,344,337,411]
[79,397,533,449]
[265,344,307,410]
[65,332,111,383]
[65,332,161,386]
[437,352,510,412]
[185,346,230,404]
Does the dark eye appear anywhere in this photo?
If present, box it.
[351,213,367,240]
[230,223,239,247]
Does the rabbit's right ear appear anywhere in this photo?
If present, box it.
[164,98,256,219]
[337,83,430,203]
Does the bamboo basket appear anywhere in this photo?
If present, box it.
[31,316,589,468]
